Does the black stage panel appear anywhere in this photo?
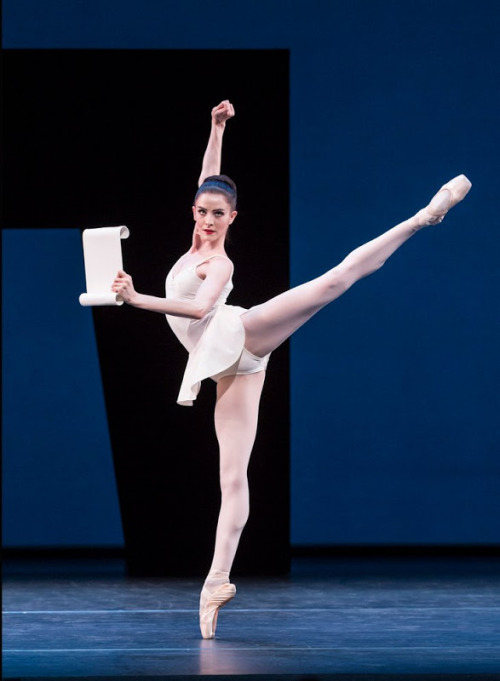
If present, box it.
[3,556,500,679]
[3,50,290,576]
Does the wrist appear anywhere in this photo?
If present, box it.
[127,291,141,307]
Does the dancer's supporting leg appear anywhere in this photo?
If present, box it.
[200,371,266,638]
[242,177,470,358]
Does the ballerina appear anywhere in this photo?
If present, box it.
[111,99,471,638]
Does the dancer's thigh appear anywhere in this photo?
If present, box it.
[241,272,345,358]
[214,372,266,474]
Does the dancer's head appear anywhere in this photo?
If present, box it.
[192,175,238,243]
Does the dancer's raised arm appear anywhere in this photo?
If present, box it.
[198,100,235,187]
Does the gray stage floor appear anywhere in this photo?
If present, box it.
[3,556,500,679]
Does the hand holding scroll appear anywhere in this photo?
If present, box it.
[111,270,137,304]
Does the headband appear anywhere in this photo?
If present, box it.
[198,180,236,195]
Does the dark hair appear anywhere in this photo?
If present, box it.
[194,174,238,210]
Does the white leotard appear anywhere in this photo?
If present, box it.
[165,254,270,406]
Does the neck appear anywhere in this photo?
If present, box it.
[191,230,226,255]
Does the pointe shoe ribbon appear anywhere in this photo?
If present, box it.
[199,583,236,639]
[418,174,472,227]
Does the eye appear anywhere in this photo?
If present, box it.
[198,208,206,215]
[214,211,224,217]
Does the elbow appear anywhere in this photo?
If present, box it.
[191,304,210,320]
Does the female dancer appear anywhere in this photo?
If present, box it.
[112,100,471,639]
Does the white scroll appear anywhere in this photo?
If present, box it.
[79,226,130,306]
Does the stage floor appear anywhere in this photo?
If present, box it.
[3,556,500,680]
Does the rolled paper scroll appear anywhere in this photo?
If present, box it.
[79,226,130,306]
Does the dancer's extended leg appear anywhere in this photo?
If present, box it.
[242,177,470,358]
[241,216,418,357]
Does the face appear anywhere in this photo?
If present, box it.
[192,192,237,242]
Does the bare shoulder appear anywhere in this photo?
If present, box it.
[197,255,234,281]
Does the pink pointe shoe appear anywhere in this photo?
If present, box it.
[199,582,236,639]
[416,174,472,227]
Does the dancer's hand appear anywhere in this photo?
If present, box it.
[211,100,235,128]
[111,270,137,304]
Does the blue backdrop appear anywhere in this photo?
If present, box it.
[3,0,499,547]
[2,230,124,546]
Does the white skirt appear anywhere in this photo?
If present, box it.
[176,304,269,406]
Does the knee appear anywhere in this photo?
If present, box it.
[323,265,353,295]
[220,472,249,530]
[220,471,248,498]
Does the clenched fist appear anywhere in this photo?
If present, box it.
[211,100,235,127]
[111,270,137,304]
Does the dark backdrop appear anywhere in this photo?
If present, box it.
[3,49,290,575]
